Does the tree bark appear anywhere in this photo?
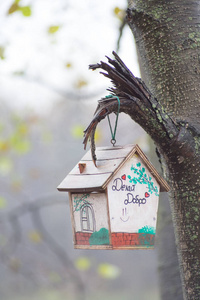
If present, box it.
[84,1,200,299]
[127,1,200,299]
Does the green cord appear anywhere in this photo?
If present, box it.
[106,95,120,146]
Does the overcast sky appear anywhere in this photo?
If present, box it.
[0,0,140,114]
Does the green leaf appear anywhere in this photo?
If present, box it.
[71,125,84,138]
[19,6,32,17]
[10,135,31,154]
[0,196,7,209]
[75,257,91,271]
[136,162,141,167]
[0,157,13,174]
[98,263,120,279]
[28,230,42,243]
[0,47,5,60]
[48,26,60,34]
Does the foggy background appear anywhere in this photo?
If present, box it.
[0,1,162,299]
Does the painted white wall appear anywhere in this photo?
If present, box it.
[107,155,160,233]
[72,193,109,232]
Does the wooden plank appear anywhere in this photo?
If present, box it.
[69,158,124,175]
[57,173,112,191]
[82,144,134,161]
[112,246,154,250]
[68,192,76,245]
[106,189,112,246]
[74,245,154,250]
[74,245,113,250]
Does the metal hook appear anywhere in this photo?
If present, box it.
[111,139,116,146]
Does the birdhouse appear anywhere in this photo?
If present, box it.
[57,144,170,250]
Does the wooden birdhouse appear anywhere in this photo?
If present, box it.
[57,144,170,250]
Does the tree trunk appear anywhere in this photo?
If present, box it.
[83,1,200,299]
[127,1,200,299]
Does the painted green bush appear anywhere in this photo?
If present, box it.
[138,226,156,235]
[89,228,109,245]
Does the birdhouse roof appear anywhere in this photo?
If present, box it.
[57,144,170,193]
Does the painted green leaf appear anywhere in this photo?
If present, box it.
[48,26,60,34]
[98,263,120,279]
[75,257,91,271]
[136,162,141,167]
[19,6,32,17]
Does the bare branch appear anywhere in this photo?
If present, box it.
[84,52,179,164]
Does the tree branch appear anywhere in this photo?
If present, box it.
[83,52,179,164]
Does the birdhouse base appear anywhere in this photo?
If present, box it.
[73,230,155,250]
[74,245,154,250]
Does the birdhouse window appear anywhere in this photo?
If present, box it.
[80,204,96,232]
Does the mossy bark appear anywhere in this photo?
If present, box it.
[127,1,200,299]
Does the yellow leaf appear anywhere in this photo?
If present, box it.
[28,230,42,243]
[17,123,28,136]
[66,62,72,68]
[75,79,88,89]
[98,263,120,279]
[0,157,13,174]
[71,125,84,139]
[0,140,10,152]
[94,128,102,142]
[75,257,91,271]
[113,7,125,21]
[10,135,31,154]
[19,6,31,17]
[0,196,7,209]
[114,7,122,15]
[0,47,5,60]
[8,3,19,14]
[48,26,60,34]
